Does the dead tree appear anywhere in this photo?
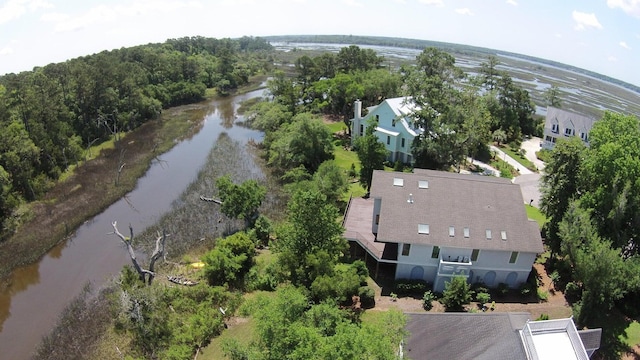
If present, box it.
[110,221,167,285]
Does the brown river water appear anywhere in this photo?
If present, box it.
[0,89,265,359]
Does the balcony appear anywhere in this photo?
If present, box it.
[437,257,472,277]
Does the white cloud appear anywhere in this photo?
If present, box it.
[419,0,444,7]
[607,0,640,18]
[0,0,51,24]
[555,33,562,38]
[0,46,14,55]
[506,0,518,6]
[608,55,618,62]
[572,10,603,30]
[395,0,407,3]
[455,7,473,16]
[43,1,203,33]
[619,41,632,49]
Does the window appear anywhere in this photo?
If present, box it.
[418,224,430,235]
[431,246,440,259]
[509,251,518,264]
[401,137,405,147]
[386,136,390,145]
[392,119,396,127]
[564,127,574,136]
[449,226,455,237]
[402,243,411,256]
[375,114,379,122]
[551,123,559,134]
[359,124,363,136]
[375,214,380,225]
[485,229,492,240]
[471,249,479,261]
[463,227,470,238]
[580,132,588,141]
[501,230,507,241]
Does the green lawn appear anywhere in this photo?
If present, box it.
[622,321,640,348]
[525,204,547,229]
[326,121,348,134]
[500,145,538,172]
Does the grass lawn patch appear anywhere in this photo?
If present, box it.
[525,204,547,229]
[326,121,348,134]
[500,145,538,172]
[199,318,256,360]
[622,321,640,348]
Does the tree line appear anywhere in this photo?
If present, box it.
[0,36,272,240]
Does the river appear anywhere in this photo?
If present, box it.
[0,89,265,360]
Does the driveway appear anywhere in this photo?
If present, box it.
[514,173,542,208]
[521,137,546,171]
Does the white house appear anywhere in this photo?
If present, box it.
[343,169,543,292]
[350,97,422,164]
[542,107,596,150]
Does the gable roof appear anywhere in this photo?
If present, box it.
[405,312,530,360]
[370,169,543,253]
[369,97,423,137]
[545,107,595,133]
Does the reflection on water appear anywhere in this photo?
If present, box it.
[0,89,264,360]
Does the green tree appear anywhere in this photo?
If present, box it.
[202,232,256,287]
[539,137,587,255]
[276,188,347,287]
[580,112,640,255]
[355,122,388,192]
[544,85,562,108]
[216,175,266,227]
[476,55,500,90]
[268,113,335,174]
[312,160,348,202]
[440,276,473,311]
[492,129,507,146]
[336,45,381,73]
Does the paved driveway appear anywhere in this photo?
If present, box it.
[514,173,542,208]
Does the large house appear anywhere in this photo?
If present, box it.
[350,97,421,164]
[343,169,543,292]
[542,107,596,150]
[404,312,601,360]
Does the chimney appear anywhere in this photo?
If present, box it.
[354,99,362,119]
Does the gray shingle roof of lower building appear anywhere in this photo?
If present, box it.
[405,312,530,360]
[370,169,544,253]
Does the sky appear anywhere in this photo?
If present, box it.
[1,0,639,87]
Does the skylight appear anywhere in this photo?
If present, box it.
[486,229,492,240]
[501,230,507,241]
[464,227,470,238]
[418,224,430,235]
[393,177,404,187]
[418,180,429,189]
[449,226,455,237]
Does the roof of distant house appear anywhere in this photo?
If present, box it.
[545,107,596,133]
[370,169,543,253]
[365,96,424,137]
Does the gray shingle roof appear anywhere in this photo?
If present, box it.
[370,169,543,253]
[405,312,530,360]
[545,107,596,134]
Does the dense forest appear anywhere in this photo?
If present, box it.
[0,36,272,241]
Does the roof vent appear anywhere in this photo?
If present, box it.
[407,193,414,204]
[418,180,429,189]
[393,177,404,187]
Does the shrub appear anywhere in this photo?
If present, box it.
[350,260,369,285]
[537,289,549,301]
[394,279,429,297]
[393,160,404,172]
[519,283,533,297]
[348,163,357,178]
[476,291,491,304]
[549,270,560,287]
[440,276,473,311]
[564,281,581,303]
[359,286,376,309]
[422,291,435,311]
[497,282,510,297]
[310,271,361,304]
[536,313,550,321]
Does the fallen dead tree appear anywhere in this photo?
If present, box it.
[110,221,167,285]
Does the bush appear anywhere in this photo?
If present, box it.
[394,279,429,297]
[422,291,435,311]
[393,160,404,172]
[497,282,510,297]
[350,260,369,285]
[359,286,376,309]
[564,282,581,303]
[519,283,533,297]
[348,163,357,178]
[537,289,549,301]
[536,313,550,321]
[440,276,473,311]
[310,271,361,304]
[476,291,491,304]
